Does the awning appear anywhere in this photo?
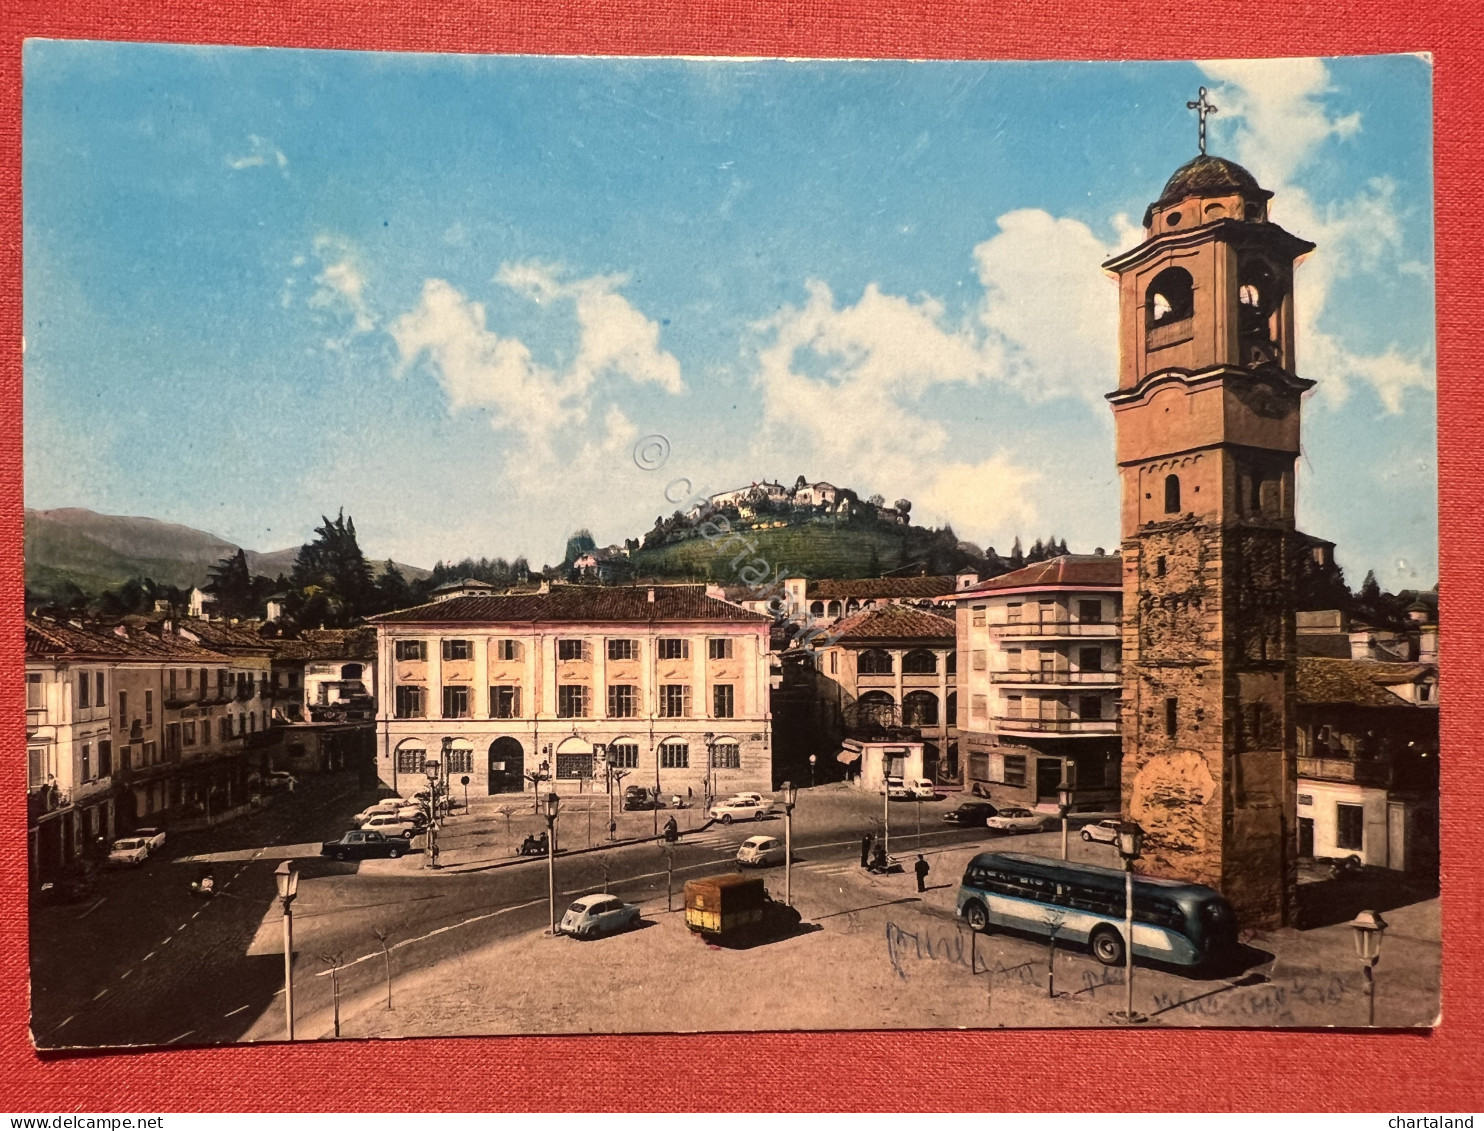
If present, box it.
[835,748,861,765]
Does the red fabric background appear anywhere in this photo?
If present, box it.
[0,0,1479,1113]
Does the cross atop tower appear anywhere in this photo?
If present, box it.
[1186,86,1218,155]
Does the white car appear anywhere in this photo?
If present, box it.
[360,814,422,839]
[107,837,150,867]
[725,793,765,806]
[134,826,167,854]
[354,801,424,824]
[986,807,1049,833]
[885,778,936,801]
[737,835,787,867]
[1080,819,1123,844]
[264,771,298,791]
[709,797,775,824]
[560,894,641,939]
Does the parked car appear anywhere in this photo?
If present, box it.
[360,814,422,839]
[886,778,936,800]
[320,830,408,861]
[985,807,1050,833]
[560,894,641,939]
[1080,819,1122,844]
[943,801,998,826]
[354,802,425,825]
[134,826,167,854]
[737,835,787,867]
[263,771,298,791]
[107,837,151,867]
[624,785,662,811]
[709,797,774,824]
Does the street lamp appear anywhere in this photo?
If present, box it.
[543,791,561,937]
[1350,909,1388,1026]
[702,731,715,809]
[1057,779,1075,861]
[439,736,452,819]
[1113,821,1146,1023]
[808,753,817,789]
[781,781,798,907]
[274,860,299,1040]
[423,757,442,869]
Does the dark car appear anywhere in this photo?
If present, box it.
[623,785,663,811]
[943,801,998,826]
[320,830,408,861]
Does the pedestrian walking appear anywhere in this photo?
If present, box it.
[914,853,930,892]
[860,832,873,868]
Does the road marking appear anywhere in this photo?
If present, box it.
[92,988,108,1001]
[166,1029,194,1044]
[159,935,171,947]
[312,898,546,977]
[119,969,132,980]
[176,923,189,933]
[56,1015,74,1030]
[77,897,107,919]
[223,1004,250,1018]
[142,951,156,962]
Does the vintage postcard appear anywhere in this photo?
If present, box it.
[22,45,1438,1046]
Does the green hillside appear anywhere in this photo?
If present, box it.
[627,518,977,582]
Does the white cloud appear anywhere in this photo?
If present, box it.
[307,234,375,346]
[1199,60,1433,412]
[391,263,683,454]
[225,134,288,173]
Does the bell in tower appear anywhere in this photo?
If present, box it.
[1104,99,1316,931]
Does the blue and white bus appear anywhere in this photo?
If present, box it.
[956,851,1238,970]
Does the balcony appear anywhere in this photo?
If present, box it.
[27,785,72,822]
[991,715,1120,736]
[991,620,1121,640]
[989,669,1120,686]
[1297,756,1393,789]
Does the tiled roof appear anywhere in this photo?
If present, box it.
[26,618,228,661]
[270,627,377,662]
[369,584,771,625]
[1297,658,1427,707]
[808,576,959,600]
[178,619,274,653]
[952,555,1122,596]
[828,603,956,644]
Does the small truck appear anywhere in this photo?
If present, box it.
[684,873,800,943]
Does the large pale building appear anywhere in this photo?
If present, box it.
[1105,151,1315,928]
[944,555,1124,812]
[370,584,774,800]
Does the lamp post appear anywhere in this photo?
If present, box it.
[608,767,630,840]
[1114,821,1146,1023]
[439,736,452,819]
[1350,909,1388,1026]
[808,753,816,789]
[1057,779,1074,861]
[702,731,715,810]
[274,860,299,1040]
[781,781,798,907]
[542,791,560,937]
[423,757,441,869]
[882,763,892,861]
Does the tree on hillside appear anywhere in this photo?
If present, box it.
[375,561,416,613]
[206,548,275,619]
[1008,537,1025,570]
[564,530,597,567]
[893,499,912,518]
[288,510,374,626]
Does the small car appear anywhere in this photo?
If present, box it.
[985,807,1049,833]
[885,778,936,801]
[107,837,151,867]
[134,826,167,854]
[264,771,298,791]
[1080,819,1123,844]
[737,835,787,867]
[560,894,641,939]
[709,797,775,824]
[360,814,422,839]
[320,830,408,861]
[624,785,663,811]
[354,801,425,825]
[943,801,998,825]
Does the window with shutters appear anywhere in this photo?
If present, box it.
[558,685,590,718]
[490,685,521,719]
[395,640,427,661]
[659,685,691,718]
[442,686,470,719]
[558,639,588,662]
[659,741,689,769]
[607,685,637,718]
[712,684,735,718]
[607,639,636,661]
[394,685,426,719]
[658,638,690,660]
[708,638,733,660]
[442,639,473,661]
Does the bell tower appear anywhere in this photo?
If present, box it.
[1104,134,1315,929]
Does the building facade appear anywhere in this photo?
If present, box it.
[371,585,773,800]
[946,555,1123,813]
[1105,153,1315,928]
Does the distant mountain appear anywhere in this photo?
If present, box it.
[24,508,429,599]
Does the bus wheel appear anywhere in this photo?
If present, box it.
[1089,925,1125,966]
[963,901,989,933]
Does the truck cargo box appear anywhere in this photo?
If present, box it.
[684,873,766,936]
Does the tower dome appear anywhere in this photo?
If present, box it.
[1143,154,1275,230]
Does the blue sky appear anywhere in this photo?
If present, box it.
[23,46,1436,588]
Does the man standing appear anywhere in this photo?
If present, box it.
[914,853,930,893]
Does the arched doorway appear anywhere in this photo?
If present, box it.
[488,737,524,794]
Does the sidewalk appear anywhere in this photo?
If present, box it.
[280,825,1439,1040]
